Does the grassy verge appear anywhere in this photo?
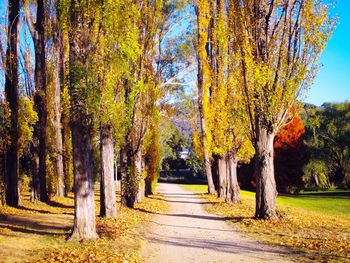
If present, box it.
[0,190,168,263]
[181,184,350,262]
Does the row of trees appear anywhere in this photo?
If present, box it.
[195,0,333,219]
[0,0,334,240]
[0,0,192,240]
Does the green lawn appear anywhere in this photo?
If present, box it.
[180,184,350,217]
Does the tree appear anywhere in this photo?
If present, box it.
[230,0,334,219]
[195,0,254,203]
[274,114,307,194]
[68,0,103,240]
[3,0,20,207]
[24,0,49,202]
[196,0,215,194]
[304,101,350,188]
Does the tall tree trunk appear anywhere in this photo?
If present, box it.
[255,122,278,219]
[144,178,152,197]
[225,152,240,204]
[30,142,40,202]
[120,144,137,208]
[70,122,98,240]
[26,0,48,201]
[4,0,20,207]
[211,155,219,192]
[217,154,227,198]
[197,4,215,194]
[68,0,98,240]
[99,126,116,218]
[135,149,143,203]
[53,47,65,197]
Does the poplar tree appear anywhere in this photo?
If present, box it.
[24,0,49,202]
[4,0,20,207]
[230,0,334,219]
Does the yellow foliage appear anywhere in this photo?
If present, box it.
[18,97,38,157]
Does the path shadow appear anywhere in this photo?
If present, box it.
[47,200,74,209]
[149,220,240,233]
[18,206,73,215]
[134,207,249,223]
[146,234,293,258]
[163,200,217,205]
[0,214,71,236]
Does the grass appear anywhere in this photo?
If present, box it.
[182,184,350,217]
[181,184,350,262]
[0,187,169,263]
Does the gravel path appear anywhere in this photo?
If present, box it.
[141,183,295,263]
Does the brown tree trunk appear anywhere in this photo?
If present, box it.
[144,178,152,197]
[217,154,227,198]
[4,0,20,207]
[53,47,65,197]
[99,126,116,218]
[68,0,98,240]
[135,149,143,203]
[69,122,98,240]
[30,142,40,202]
[120,144,137,208]
[255,123,278,219]
[225,152,240,204]
[197,55,215,194]
[26,0,48,202]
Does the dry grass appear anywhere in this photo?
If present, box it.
[0,189,168,263]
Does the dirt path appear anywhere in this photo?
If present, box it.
[141,183,295,263]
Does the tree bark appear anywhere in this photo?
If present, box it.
[120,142,141,208]
[225,152,240,204]
[197,50,215,194]
[26,0,48,202]
[99,126,116,218]
[4,0,20,207]
[30,142,40,202]
[217,154,227,199]
[255,123,278,219]
[144,178,152,197]
[68,0,98,240]
[135,149,143,203]
[69,122,98,240]
[53,47,65,197]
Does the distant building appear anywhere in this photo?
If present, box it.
[179,149,189,159]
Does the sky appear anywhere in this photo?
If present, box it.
[304,0,350,106]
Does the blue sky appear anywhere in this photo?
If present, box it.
[304,0,350,106]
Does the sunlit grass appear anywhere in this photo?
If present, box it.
[181,184,350,217]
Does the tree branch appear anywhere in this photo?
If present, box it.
[23,1,37,40]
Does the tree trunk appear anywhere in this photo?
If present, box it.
[28,0,48,202]
[68,0,98,239]
[225,153,240,204]
[99,126,116,218]
[30,142,40,202]
[53,47,65,197]
[135,149,143,203]
[144,178,152,197]
[217,154,227,198]
[255,123,278,219]
[120,143,139,208]
[69,122,98,240]
[197,6,215,195]
[4,0,20,207]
